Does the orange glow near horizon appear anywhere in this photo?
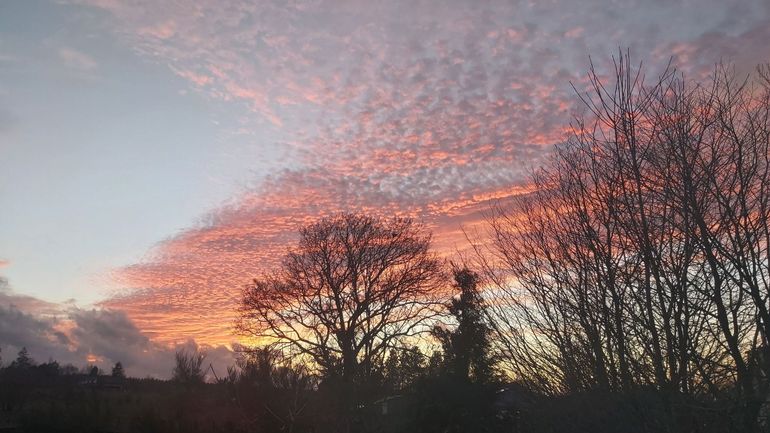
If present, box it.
[102,183,536,347]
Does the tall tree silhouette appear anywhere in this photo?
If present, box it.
[433,268,494,383]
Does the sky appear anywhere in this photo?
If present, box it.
[1,0,769,378]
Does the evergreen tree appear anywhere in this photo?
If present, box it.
[11,347,34,369]
[111,361,125,378]
[433,268,495,383]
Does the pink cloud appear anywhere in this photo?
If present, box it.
[171,67,212,86]
[138,20,177,40]
[71,0,770,346]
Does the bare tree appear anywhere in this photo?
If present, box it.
[237,213,444,390]
[478,52,770,430]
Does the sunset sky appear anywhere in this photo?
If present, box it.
[1,0,769,377]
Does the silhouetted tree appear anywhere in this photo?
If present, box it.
[383,346,428,391]
[172,348,206,384]
[111,361,125,378]
[11,347,34,369]
[477,53,770,430]
[433,268,495,383]
[37,359,60,377]
[238,213,444,425]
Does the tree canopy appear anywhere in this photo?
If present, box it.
[238,213,445,383]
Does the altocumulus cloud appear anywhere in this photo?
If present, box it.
[73,0,770,347]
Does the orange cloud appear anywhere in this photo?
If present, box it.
[76,0,770,348]
[102,168,535,346]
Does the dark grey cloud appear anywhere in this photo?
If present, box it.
[0,284,234,378]
[0,304,65,359]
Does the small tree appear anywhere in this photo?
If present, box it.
[11,347,34,369]
[111,361,125,378]
[173,348,206,384]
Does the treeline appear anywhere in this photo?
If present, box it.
[0,347,125,379]
[0,275,509,433]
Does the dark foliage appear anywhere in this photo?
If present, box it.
[432,267,496,384]
[172,348,206,385]
[112,361,126,379]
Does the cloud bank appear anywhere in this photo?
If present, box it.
[0,280,233,379]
